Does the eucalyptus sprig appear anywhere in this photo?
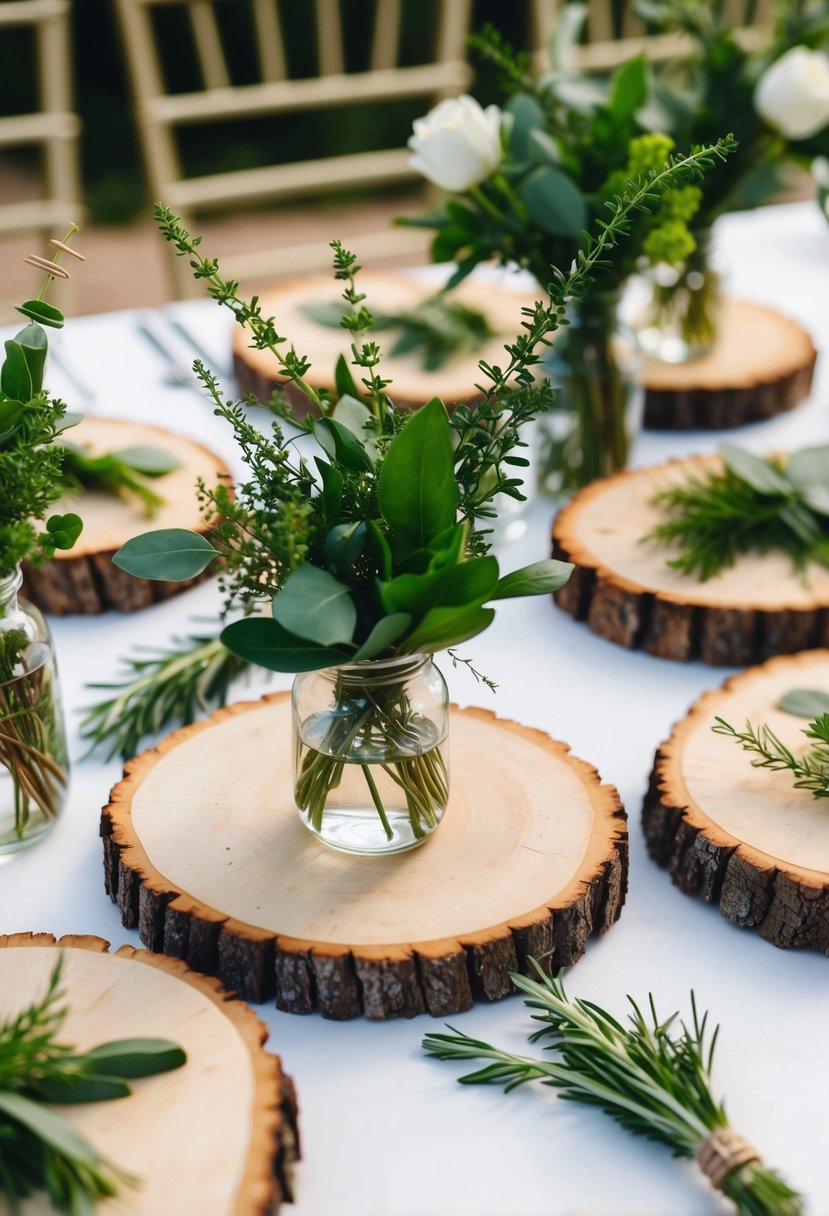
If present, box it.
[647,444,829,581]
[712,712,829,800]
[0,956,187,1215]
[424,964,803,1216]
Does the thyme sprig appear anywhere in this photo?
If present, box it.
[712,713,829,799]
[424,964,803,1216]
[647,445,829,581]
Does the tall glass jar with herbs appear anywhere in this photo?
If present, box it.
[635,230,722,364]
[0,568,69,852]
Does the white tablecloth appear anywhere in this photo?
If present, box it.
[2,201,828,1216]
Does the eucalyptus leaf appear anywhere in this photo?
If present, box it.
[777,688,829,719]
[14,298,64,329]
[352,613,412,660]
[505,92,546,162]
[2,340,32,403]
[401,603,495,654]
[323,522,366,573]
[112,528,219,581]
[14,322,48,394]
[786,446,829,493]
[490,559,574,600]
[378,397,459,556]
[720,446,791,496]
[221,616,350,672]
[273,564,356,646]
[519,167,587,238]
[112,446,183,477]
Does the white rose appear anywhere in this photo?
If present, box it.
[755,46,829,140]
[408,95,503,192]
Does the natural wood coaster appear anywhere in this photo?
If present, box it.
[22,417,230,615]
[100,694,627,1020]
[552,453,829,666]
[0,932,299,1214]
[232,271,537,413]
[642,299,817,430]
[643,651,829,953]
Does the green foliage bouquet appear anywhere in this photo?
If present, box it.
[112,150,728,850]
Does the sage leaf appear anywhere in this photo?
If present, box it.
[519,167,587,237]
[778,688,829,719]
[0,1091,105,1165]
[2,340,32,403]
[112,528,218,581]
[720,446,791,496]
[490,559,574,600]
[36,1076,132,1104]
[221,616,350,672]
[401,603,495,654]
[273,564,357,646]
[81,1038,187,1077]
[112,446,182,476]
[352,613,412,660]
[378,397,458,555]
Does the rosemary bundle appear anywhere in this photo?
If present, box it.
[0,957,186,1214]
[424,964,802,1216]
[648,445,829,581]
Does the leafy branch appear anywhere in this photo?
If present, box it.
[712,713,829,799]
[424,963,803,1216]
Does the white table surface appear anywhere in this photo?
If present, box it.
[2,201,828,1216]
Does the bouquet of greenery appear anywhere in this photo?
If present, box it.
[404,24,714,489]
[106,140,730,842]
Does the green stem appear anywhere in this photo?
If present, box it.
[361,764,394,841]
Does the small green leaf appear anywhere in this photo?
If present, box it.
[82,1038,187,1077]
[786,446,829,505]
[352,613,412,660]
[112,445,182,476]
[778,688,829,718]
[273,564,357,646]
[0,1091,104,1165]
[314,416,372,472]
[300,300,350,329]
[365,518,392,580]
[323,522,366,573]
[332,394,378,458]
[36,1075,131,1104]
[334,352,362,400]
[45,512,83,550]
[401,603,495,654]
[2,340,32,403]
[490,559,574,600]
[221,616,349,672]
[15,298,64,328]
[112,529,218,581]
[380,556,499,618]
[608,53,647,123]
[378,398,459,556]
[315,456,343,520]
[0,399,25,445]
[519,167,587,237]
[505,92,546,162]
[14,322,48,394]
[720,446,791,496]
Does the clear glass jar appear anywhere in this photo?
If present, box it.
[292,654,449,856]
[0,567,69,853]
[635,231,723,364]
[537,291,643,497]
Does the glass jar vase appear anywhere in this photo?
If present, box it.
[635,231,722,364]
[292,655,449,856]
[537,291,643,498]
[0,567,69,853]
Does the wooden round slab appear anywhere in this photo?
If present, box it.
[642,298,817,430]
[644,650,829,953]
[0,932,298,1214]
[232,271,537,413]
[22,417,230,615]
[100,694,627,1020]
[552,453,829,666]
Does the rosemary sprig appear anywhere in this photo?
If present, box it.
[0,957,186,1214]
[712,713,829,799]
[60,440,181,519]
[647,445,829,581]
[79,630,250,762]
[424,964,803,1216]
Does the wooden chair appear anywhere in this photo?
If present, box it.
[113,0,473,296]
[530,0,774,71]
[0,1,82,293]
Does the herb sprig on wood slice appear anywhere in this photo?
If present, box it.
[424,963,803,1216]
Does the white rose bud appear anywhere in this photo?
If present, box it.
[408,95,503,193]
[755,46,829,140]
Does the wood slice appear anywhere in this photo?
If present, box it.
[22,417,230,616]
[643,650,829,953]
[642,299,817,430]
[232,271,537,413]
[100,694,627,1020]
[552,453,829,665]
[0,932,299,1214]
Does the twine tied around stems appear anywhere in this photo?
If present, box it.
[696,1127,761,1190]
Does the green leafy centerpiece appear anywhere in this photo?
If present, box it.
[111,143,725,855]
[0,232,86,852]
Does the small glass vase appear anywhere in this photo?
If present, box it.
[537,291,642,498]
[292,654,449,856]
[0,568,69,853]
[635,232,722,364]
